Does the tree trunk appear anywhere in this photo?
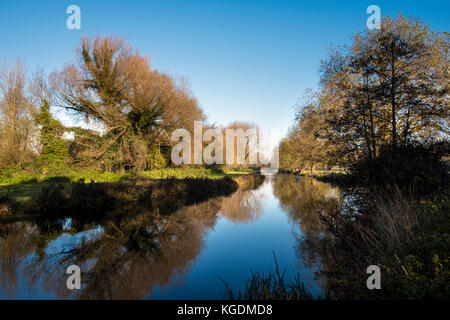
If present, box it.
[391,55,397,148]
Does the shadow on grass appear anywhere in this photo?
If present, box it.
[1,173,262,227]
[0,176,82,202]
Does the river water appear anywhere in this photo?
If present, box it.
[0,174,339,299]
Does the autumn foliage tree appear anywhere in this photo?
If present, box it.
[52,36,205,171]
[280,15,449,172]
[319,15,449,161]
[279,94,333,172]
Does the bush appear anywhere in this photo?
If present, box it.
[148,146,167,170]
[350,143,449,196]
[23,175,243,229]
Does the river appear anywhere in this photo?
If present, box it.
[0,174,339,299]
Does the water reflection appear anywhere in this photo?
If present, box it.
[219,189,264,224]
[0,175,339,300]
[0,197,224,299]
[0,222,38,298]
[271,175,340,236]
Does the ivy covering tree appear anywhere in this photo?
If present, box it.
[51,36,205,171]
[36,99,68,160]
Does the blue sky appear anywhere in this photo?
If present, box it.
[1,0,449,137]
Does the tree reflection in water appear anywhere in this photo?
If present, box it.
[0,199,220,299]
[0,176,337,300]
[271,174,341,295]
[219,186,265,224]
[271,175,340,236]
[0,184,268,299]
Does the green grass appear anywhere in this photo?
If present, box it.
[0,162,256,202]
[140,167,222,179]
[0,181,43,202]
[143,167,256,179]
[301,170,349,177]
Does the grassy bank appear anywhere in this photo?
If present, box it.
[0,160,257,202]
[0,172,266,225]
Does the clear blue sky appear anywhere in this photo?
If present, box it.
[1,0,449,137]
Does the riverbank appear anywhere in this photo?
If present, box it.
[267,167,450,299]
[0,159,258,202]
[0,170,265,224]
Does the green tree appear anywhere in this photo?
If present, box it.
[36,99,68,160]
[148,146,167,170]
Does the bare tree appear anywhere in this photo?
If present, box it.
[0,59,38,166]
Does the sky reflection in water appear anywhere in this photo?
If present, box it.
[0,175,339,299]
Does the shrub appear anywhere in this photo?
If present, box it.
[350,143,449,196]
[148,146,167,170]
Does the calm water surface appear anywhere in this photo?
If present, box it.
[0,175,339,299]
